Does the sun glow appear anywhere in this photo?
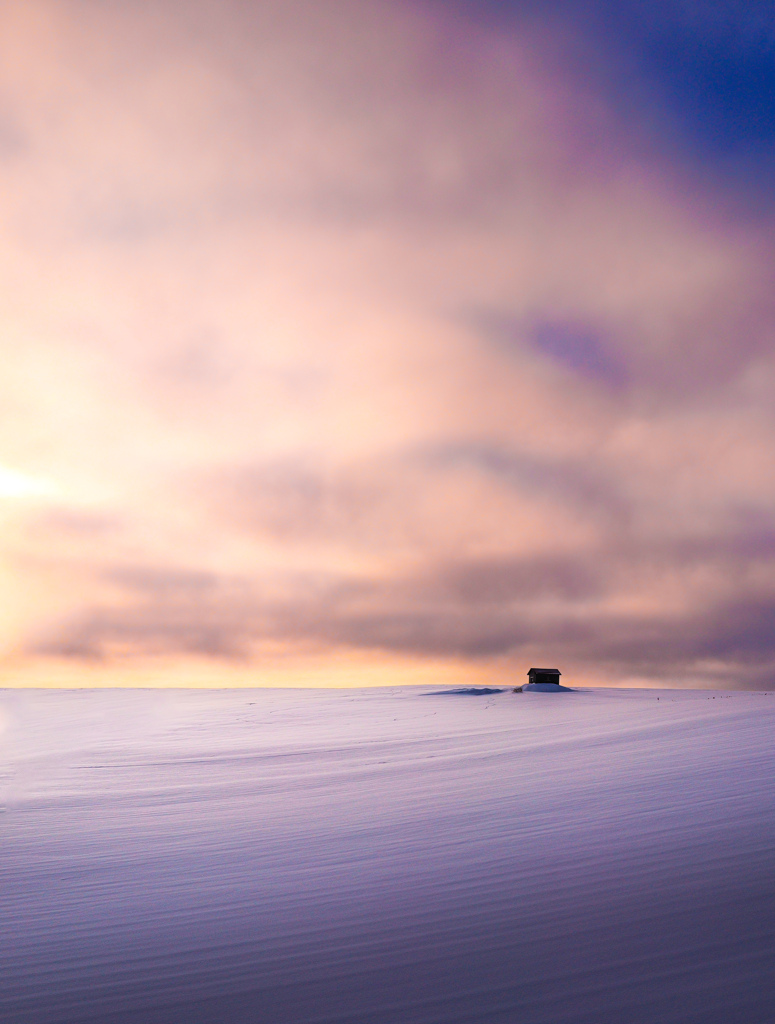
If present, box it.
[0,465,58,501]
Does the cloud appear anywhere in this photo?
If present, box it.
[24,519,775,688]
[1,0,775,687]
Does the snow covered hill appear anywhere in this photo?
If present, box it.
[2,686,774,1023]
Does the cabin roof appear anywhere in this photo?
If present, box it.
[527,667,561,675]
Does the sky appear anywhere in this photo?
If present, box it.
[2,0,775,689]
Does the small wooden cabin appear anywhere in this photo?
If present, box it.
[527,667,561,686]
